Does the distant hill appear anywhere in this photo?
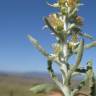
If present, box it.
[0,71,53,83]
[0,71,95,82]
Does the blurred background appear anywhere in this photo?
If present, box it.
[0,0,96,96]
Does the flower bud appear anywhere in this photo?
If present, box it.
[67,0,76,7]
[53,43,62,55]
[58,0,65,6]
[61,7,67,15]
[47,14,64,31]
[76,16,83,26]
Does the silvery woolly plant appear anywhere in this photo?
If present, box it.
[28,0,96,96]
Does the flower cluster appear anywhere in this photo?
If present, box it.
[45,0,84,52]
[47,14,64,31]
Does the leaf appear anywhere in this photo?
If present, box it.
[27,35,49,57]
[30,84,57,93]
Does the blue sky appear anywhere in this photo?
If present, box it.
[0,0,96,72]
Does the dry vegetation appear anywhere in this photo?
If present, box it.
[0,74,46,96]
[0,73,95,96]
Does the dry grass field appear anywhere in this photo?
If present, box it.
[0,73,46,96]
[0,72,95,96]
